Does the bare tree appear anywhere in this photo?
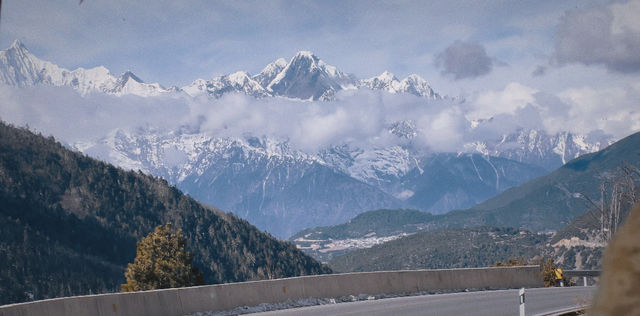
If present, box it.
[577,162,640,243]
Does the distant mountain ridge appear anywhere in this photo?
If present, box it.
[182,51,441,101]
[78,129,404,238]
[402,131,640,233]
[0,40,168,96]
[0,41,440,100]
[454,131,640,231]
[73,125,613,238]
[360,71,440,99]
[77,128,558,237]
[464,128,610,170]
[290,132,640,262]
[0,40,620,239]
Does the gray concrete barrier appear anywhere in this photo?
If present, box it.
[0,266,542,316]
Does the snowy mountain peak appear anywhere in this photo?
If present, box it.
[462,127,613,170]
[90,66,111,75]
[183,70,268,98]
[267,51,355,100]
[287,50,347,78]
[253,58,287,87]
[286,50,330,74]
[0,41,166,97]
[0,40,46,86]
[9,39,27,51]
[118,70,143,84]
[404,74,424,82]
[361,71,400,90]
[271,58,288,68]
[359,72,439,99]
[112,70,167,96]
[274,58,287,67]
[292,50,317,61]
[227,71,251,83]
[398,74,439,99]
[1,40,442,101]
[378,71,398,82]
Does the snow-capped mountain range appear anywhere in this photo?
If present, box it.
[360,71,441,99]
[0,41,439,100]
[0,40,617,238]
[464,128,607,169]
[75,124,611,238]
[78,129,402,237]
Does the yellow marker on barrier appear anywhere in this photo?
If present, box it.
[555,268,564,287]
[554,268,563,280]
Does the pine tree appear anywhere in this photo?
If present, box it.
[121,224,203,292]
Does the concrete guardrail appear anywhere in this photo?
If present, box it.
[0,265,542,316]
[563,270,601,278]
[563,270,601,287]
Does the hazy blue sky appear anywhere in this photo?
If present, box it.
[3,1,635,92]
[1,0,640,149]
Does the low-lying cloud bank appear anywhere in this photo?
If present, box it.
[1,82,638,154]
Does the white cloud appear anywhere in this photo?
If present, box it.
[470,83,538,120]
[190,89,468,152]
[0,85,190,142]
[1,81,638,157]
[0,85,472,152]
[557,84,640,137]
[466,80,640,140]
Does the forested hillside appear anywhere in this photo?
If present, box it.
[0,121,330,305]
[291,209,435,241]
[328,227,547,273]
[305,132,640,270]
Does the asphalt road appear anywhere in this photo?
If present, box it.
[251,286,596,316]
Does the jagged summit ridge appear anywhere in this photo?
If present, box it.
[0,39,56,87]
[119,70,143,84]
[72,125,606,237]
[253,58,287,87]
[360,71,440,99]
[183,71,268,98]
[0,41,167,96]
[463,127,613,170]
[266,50,356,101]
[1,41,444,100]
[10,39,26,49]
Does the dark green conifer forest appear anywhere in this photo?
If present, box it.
[0,121,330,305]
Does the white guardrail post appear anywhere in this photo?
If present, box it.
[519,288,525,316]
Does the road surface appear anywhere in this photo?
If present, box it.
[251,286,595,316]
